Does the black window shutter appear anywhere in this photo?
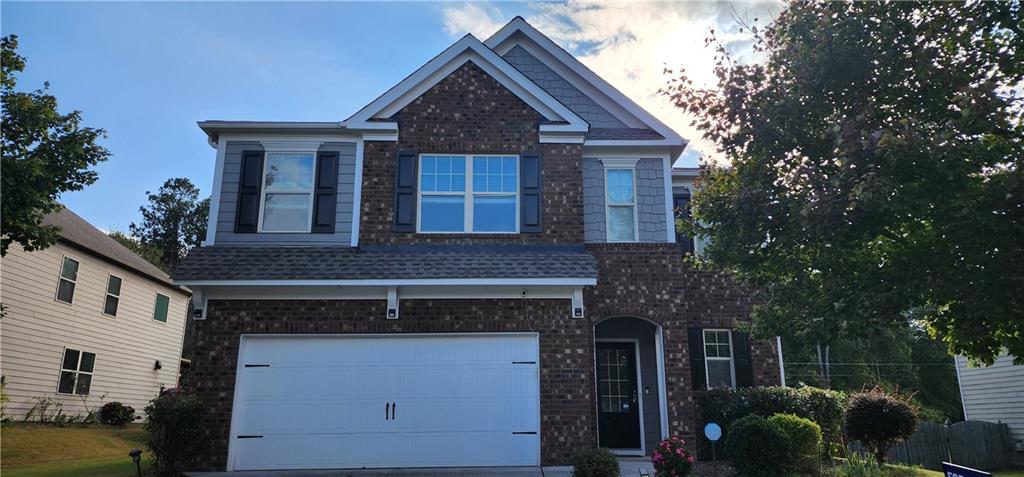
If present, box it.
[393,150,417,232]
[234,150,264,233]
[732,330,754,388]
[520,152,542,233]
[312,151,339,233]
[688,327,707,390]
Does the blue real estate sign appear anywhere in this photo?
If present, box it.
[942,462,991,477]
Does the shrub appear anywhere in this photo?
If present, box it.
[724,414,793,477]
[827,452,885,477]
[697,385,845,457]
[651,436,695,477]
[844,387,917,464]
[144,392,206,476]
[571,448,619,477]
[99,401,136,426]
[768,413,821,474]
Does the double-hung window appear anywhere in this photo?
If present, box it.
[55,256,79,304]
[57,348,95,395]
[259,153,316,232]
[103,275,122,316]
[418,155,518,233]
[703,329,736,388]
[605,168,637,242]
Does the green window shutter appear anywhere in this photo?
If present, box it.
[153,294,170,322]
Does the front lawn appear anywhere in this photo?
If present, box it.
[1,423,151,477]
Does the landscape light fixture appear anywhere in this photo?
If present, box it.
[128,448,143,477]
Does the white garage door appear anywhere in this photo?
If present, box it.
[229,334,540,471]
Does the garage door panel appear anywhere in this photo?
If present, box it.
[231,334,540,470]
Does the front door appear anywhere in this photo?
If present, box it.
[596,341,641,450]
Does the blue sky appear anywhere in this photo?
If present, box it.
[3,1,778,231]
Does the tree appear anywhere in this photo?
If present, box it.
[109,230,165,272]
[129,178,209,271]
[663,2,1023,364]
[1,35,110,255]
[845,388,918,463]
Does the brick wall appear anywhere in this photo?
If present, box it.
[584,243,782,450]
[359,61,584,245]
[186,298,595,470]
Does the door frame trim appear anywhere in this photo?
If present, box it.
[594,338,645,456]
[226,332,541,471]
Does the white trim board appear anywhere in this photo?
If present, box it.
[343,35,588,135]
[175,278,597,287]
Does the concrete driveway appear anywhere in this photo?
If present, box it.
[186,458,668,477]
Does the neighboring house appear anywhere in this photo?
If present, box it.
[0,207,190,419]
[955,353,1024,466]
[173,17,781,472]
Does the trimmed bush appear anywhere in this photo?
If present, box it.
[144,392,206,476]
[724,414,793,477]
[99,401,135,426]
[651,436,695,477]
[571,448,620,477]
[697,385,845,457]
[768,413,821,474]
[844,388,917,464]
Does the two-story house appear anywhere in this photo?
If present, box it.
[1,207,189,419]
[173,17,781,472]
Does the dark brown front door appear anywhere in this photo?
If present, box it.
[596,341,641,449]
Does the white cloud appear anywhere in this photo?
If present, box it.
[442,2,505,39]
[440,1,783,165]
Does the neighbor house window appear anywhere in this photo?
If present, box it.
[605,168,637,242]
[703,329,735,388]
[103,275,122,316]
[57,348,95,395]
[259,153,316,232]
[418,155,518,233]
[55,256,80,304]
[153,293,170,323]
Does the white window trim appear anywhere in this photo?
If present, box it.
[703,329,737,389]
[102,273,122,317]
[256,151,318,233]
[54,255,80,305]
[152,293,170,324]
[56,347,94,396]
[415,154,520,234]
[602,160,640,243]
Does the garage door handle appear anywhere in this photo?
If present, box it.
[385,402,390,420]
[391,402,396,420]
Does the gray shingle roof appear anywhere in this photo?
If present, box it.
[587,128,665,140]
[42,207,177,288]
[172,245,597,281]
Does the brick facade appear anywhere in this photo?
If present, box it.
[359,62,584,245]
[184,61,780,471]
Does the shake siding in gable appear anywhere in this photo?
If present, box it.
[215,141,357,245]
[0,242,189,418]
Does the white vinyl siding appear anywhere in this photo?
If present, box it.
[956,354,1024,466]
[0,242,188,419]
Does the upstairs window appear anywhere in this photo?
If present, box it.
[418,155,518,233]
[103,275,122,316]
[703,329,735,388]
[673,191,695,253]
[259,153,316,232]
[57,348,95,395]
[153,293,170,323]
[55,256,79,304]
[605,168,637,242]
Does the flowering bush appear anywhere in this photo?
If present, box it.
[651,436,695,477]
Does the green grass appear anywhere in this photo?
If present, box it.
[1,423,152,477]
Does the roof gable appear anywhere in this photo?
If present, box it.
[485,17,686,147]
[343,34,588,140]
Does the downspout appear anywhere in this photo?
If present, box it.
[776,336,786,387]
